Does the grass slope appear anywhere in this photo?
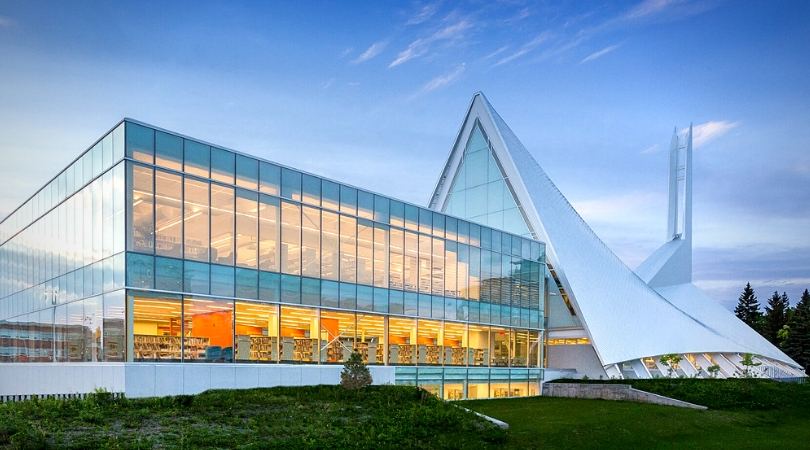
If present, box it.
[0,386,506,449]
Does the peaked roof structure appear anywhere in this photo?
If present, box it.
[429,92,802,377]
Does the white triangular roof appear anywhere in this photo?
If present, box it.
[429,92,799,369]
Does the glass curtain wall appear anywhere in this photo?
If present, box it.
[0,121,126,362]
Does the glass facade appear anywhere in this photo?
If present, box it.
[0,119,546,399]
[444,123,532,238]
[0,122,126,362]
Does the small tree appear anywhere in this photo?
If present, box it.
[707,365,721,378]
[341,350,373,390]
[659,353,683,377]
[740,353,762,378]
[734,283,762,331]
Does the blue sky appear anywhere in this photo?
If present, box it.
[1,1,808,310]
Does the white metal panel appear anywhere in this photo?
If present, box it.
[428,93,804,375]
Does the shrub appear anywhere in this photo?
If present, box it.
[341,350,373,390]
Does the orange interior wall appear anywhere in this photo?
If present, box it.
[191,311,233,347]
[236,324,263,336]
[281,327,305,338]
[321,318,339,340]
[389,336,407,345]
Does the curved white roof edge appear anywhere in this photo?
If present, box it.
[429,92,802,371]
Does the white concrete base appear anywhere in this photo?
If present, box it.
[0,363,396,400]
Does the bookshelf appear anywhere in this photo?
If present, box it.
[133,335,210,361]
[248,336,277,361]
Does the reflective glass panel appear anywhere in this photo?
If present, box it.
[126,122,154,164]
[258,195,279,272]
[259,162,280,195]
[154,170,183,258]
[281,168,302,201]
[279,306,318,362]
[185,297,234,362]
[128,164,154,253]
[235,301,278,362]
[280,201,301,275]
[184,140,210,178]
[301,206,320,278]
[210,184,235,265]
[211,147,235,185]
[155,131,183,171]
[132,295,182,362]
[235,189,259,268]
[320,211,339,281]
[357,219,373,286]
[184,178,210,262]
[235,154,259,190]
[388,317,415,365]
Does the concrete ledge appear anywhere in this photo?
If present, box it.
[541,383,707,410]
[458,406,509,429]
[0,363,397,400]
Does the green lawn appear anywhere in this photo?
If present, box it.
[461,379,810,449]
[462,396,809,449]
[1,380,807,449]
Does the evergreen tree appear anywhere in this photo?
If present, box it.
[734,283,762,331]
[340,350,373,390]
[783,289,810,372]
[763,291,790,346]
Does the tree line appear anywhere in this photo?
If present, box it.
[734,283,810,372]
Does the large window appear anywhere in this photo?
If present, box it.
[389,228,404,290]
[279,306,318,363]
[280,201,301,275]
[132,295,183,362]
[320,310,355,363]
[339,215,356,282]
[321,211,339,281]
[155,170,183,258]
[258,195,279,272]
[184,178,210,262]
[403,231,418,292]
[129,164,154,253]
[211,184,235,265]
[357,219,373,285]
[417,319,442,365]
[185,298,234,362]
[388,317,416,365]
[235,189,258,268]
[356,313,384,364]
[234,301,278,362]
[301,206,321,278]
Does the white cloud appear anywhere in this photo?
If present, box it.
[572,190,663,221]
[353,41,387,64]
[407,3,439,25]
[495,32,551,66]
[640,143,659,154]
[341,47,354,57]
[625,0,685,20]
[484,46,509,60]
[389,20,472,67]
[690,120,739,147]
[0,15,14,27]
[579,43,621,64]
[414,64,466,96]
[321,78,335,89]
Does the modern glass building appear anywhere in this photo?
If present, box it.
[0,118,546,400]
